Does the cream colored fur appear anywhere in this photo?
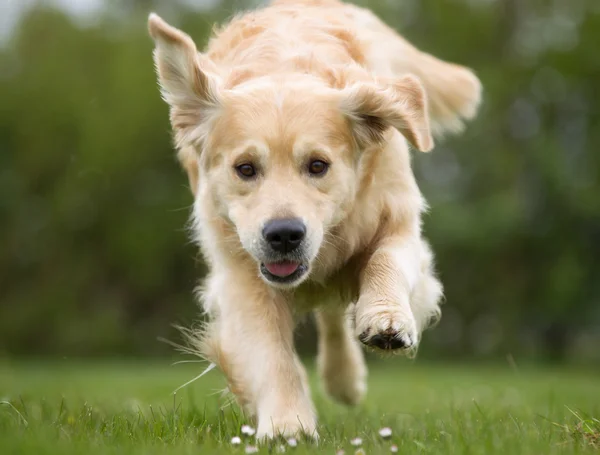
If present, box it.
[148,0,481,441]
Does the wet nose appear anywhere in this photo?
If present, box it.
[262,218,306,254]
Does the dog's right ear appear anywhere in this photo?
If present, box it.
[148,13,222,149]
[340,75,434,152]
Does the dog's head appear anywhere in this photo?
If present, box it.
[148,14,478,289]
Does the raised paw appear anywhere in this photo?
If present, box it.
[354,302,419,354]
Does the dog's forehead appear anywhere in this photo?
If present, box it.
[217,82,350,153]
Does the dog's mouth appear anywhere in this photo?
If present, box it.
[260,261,308,285]
[264,261,300,277]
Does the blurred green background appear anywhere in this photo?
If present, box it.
[1,0,598,364]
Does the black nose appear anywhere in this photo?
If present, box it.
[262,218,306,253]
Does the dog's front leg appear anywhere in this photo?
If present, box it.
[354,233,423,354]
[208,271,317,440]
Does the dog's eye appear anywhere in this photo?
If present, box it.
[236,163,257,179]
[308,160,329,176]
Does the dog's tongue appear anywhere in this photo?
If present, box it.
[264,261,299,277]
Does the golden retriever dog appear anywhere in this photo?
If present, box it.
[148,0,481,440]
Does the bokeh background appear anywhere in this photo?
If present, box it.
[1,0,598,364]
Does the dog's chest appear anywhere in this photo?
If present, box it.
[292,258,363,311]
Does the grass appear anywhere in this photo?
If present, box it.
[0,359,599,454]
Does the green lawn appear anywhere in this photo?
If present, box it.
[1,360,599,454]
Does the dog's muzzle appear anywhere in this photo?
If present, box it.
[259,218,309,285]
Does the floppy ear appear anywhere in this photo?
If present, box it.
[148,13,222,149]
[340,75,434,152]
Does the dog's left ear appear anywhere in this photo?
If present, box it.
[340,75,434,152]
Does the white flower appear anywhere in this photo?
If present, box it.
[245,445,259,454]
[276,444,286,453]
[355,449,366,455]
[378,427,392,439]
[390,444,399,453]
[350,437,363,447]
[336,450,346,455]
[241,425,256,436]
[231,436,242,445]
[287,437,298,447]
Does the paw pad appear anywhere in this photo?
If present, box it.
[359,328,412,351]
